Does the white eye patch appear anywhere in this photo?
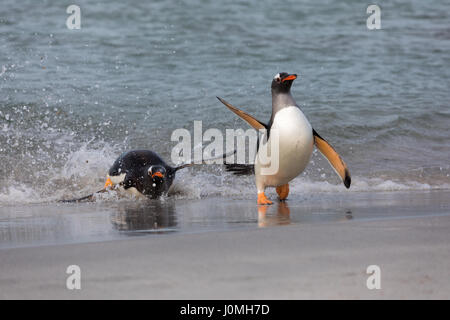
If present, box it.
[273,73,281,81]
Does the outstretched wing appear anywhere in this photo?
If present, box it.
[313,129,351,189]
[217,97,268,130]
[217,96,266,175]
[59,188,109,203]
[172,150,237,172]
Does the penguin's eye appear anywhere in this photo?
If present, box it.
[276,77,281,82]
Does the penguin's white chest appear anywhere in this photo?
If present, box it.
[255,106,313,187]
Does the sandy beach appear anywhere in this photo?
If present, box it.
[1,190,449,299]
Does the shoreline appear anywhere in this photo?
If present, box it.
[0,189,449,249]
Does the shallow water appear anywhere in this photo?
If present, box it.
[1,1,449,205]
[1,190,449,249]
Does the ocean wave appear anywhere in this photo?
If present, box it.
[0,142,449,206]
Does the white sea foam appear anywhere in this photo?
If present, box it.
[172,173,450,200]
[0,144,449,206]
[0,142,119,205]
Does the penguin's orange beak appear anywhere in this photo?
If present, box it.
[282,74,297,82]
[152,172,164,178]
[104,177,113,189]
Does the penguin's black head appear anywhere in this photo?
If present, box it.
[271,72,297,94]
[148,165,166,183]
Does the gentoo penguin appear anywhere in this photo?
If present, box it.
[218,72,351,205]
[60,150,192,202]
[103,150,191,199]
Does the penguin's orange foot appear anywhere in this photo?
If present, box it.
[276,184,289,201]
[257,192,273,205]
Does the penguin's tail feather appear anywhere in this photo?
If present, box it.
[224,163,255,175]
[172,150,237,172]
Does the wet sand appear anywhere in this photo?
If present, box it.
[1,190,450,299]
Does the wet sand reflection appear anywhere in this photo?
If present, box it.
[110,201,177,234]
[258,202,291,227]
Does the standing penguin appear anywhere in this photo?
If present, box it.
[218,72,351,205]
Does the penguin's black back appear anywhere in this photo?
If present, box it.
[109,150,169,176]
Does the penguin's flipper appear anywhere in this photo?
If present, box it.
[173,163,195,172]
[173,150,237,172]
[59,194,94,203]
[313,129,351,189]
[59,188,109,203]
[217,97,268,130]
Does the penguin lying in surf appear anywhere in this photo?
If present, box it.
[61,150,196,202]
[61,149,235,202]
[218,72,351,205]
[103,150,192,199]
